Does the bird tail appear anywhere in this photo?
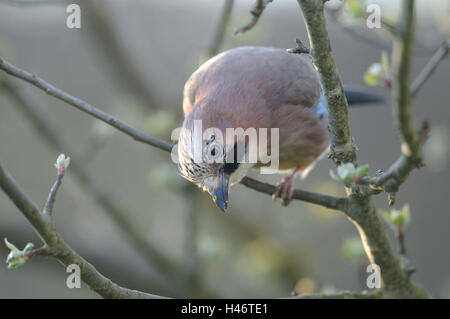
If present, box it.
[313,88,384,119]
[344,87,385,106]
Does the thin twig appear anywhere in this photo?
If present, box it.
[373,1,430,194]
[234,0,272,36]
[411,40,450,96]
[241,177,348,212]
[43,169,64,217]
[25,246,52,259]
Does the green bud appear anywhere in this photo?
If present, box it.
[364,63,383,86]
[355,164,369,176]
[364,52,391,87]
[380,204,411,229]
[330,163,369,184]
[4,238,34,269]
[54,153,70,171]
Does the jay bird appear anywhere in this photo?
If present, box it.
[178,46,382,212]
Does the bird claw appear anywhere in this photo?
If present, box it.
[272,175,296,206]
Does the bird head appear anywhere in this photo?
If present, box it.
[177,123,247,212]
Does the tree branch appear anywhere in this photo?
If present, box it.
[0,158,167,299]
[296,0,428,298]
[411,40,450,96]
[373,0,430,194]
[241,177,347,211]
[297,0,356,164]
[0,57,172,152]
[43,159,66,217]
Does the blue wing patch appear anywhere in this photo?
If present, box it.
[313,93,327,119]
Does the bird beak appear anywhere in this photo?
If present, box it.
[210,170,229,213]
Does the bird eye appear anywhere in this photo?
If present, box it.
[204,141,222,163]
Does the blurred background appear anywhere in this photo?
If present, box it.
[0,0,449,298]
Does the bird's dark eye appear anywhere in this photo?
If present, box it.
[211,147,217,156]
[224,143,240,174]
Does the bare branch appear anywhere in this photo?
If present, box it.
[43,161,66,217]
[374,120,429,192]
[241,177,348,211]
[0,158,168,299]
[25,246,52,259]
[234,0,272,36]
[373,1,430,194]
[0,57,172,152]
[411,40,450,96]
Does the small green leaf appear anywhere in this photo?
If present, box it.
[364,73,380,86]
[356,164,369,176]
[330,163,370,184]
[4,238,34,269]
[23,243,35,254]
[4,238,18,252]
[364,63,383,86]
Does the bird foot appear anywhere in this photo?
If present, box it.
[272,168,300,206]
